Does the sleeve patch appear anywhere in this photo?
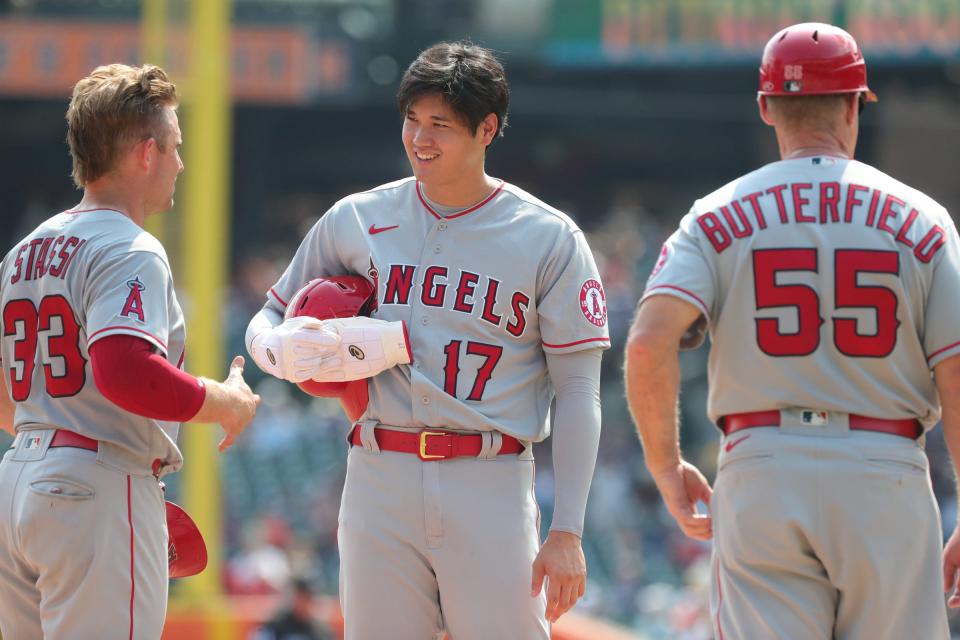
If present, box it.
[649,243,670,279]
[120,276,146,323]
[579,279,607,328]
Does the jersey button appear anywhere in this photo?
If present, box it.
[421,396,430,405]
[433,245,441,254]
[421,317,429,325]
[438,222,447,230]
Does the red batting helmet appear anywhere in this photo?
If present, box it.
[758,23,877,103]
[284,276,375,422]
[166,501,208,579]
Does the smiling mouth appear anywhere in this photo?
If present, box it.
[415,151,439,161]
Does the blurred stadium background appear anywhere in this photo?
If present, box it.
[0,0,958,638]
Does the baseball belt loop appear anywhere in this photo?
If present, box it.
[477,431,502,460]
[358,420,381,454]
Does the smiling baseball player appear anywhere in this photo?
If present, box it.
[247,42,609,639]
[625,23,960,639]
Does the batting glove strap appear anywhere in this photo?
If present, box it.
[308,317,412,382]
[249,316,341,382]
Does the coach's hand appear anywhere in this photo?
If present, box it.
[651,459,713,541]
[943,527,960,607]
[531,530,586,623]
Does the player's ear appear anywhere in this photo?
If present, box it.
[757,95,775,127]
[478,113,498,146]
[134,137,158,172]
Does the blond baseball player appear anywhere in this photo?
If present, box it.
[625,23,960,639]
[246,42,610,639]
[0,64,259,639]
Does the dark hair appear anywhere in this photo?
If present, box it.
[397,41,509,142]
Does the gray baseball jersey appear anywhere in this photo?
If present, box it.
[645,156,960,429]
[0,207,186,640]
[265,177,611,440]
[0,208,185,470]
[262,177,609,639]
[645,156,957,639]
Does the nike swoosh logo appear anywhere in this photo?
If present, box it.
[369,224,399,235]
[724,434,751,453]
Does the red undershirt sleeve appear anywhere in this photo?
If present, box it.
[90,334,206,422]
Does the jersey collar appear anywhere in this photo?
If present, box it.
[416,180,504,221]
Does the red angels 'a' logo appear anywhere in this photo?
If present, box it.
[579,279,607,327]
[121,277,146,322]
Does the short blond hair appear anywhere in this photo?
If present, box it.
[765,94,853,132]
[66,63,178,187]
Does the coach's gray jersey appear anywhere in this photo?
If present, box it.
[266,178,610,441]
[645,156,960,429]
[0,208,185,469]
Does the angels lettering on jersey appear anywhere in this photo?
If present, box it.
[375,260,607,336]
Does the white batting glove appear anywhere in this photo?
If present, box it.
[249,316,341,383]
[307,316,412,382]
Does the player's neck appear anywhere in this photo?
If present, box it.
[778,130,854,161]
[75,181,147,227]
[418,174,500,209]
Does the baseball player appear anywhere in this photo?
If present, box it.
[0,64,260,639]
[624,23,960,639]
[246,42,610,639]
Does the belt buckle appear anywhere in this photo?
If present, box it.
[418,431,452,461]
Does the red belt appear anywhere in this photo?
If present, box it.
[49,429,99,451]
[720,410,922,440]
[349,425,525,461]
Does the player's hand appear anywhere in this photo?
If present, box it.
[651,459,713,541]
[248,316,341,382]
[192,356,262,452]
[216,356,261,452]
[306,317,412,382]
[531,530,586,623]
[943,527,960,607]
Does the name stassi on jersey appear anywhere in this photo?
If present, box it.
[697,181,947,263]
[8,235,87,284]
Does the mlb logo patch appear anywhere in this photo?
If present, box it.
[25,436,42,450]
[801,410,828,426]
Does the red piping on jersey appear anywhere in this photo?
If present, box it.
[63,207,129,216]
[542,337,610,349]
[269,287,288,307]
[715,555,725,640]
[127,475,135,640]
[416,180,504,220]
[88,326,168,351]
[928,340,960,363]
[645,284,710,316]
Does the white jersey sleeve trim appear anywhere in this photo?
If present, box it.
[87,325,168,355]
[642,284,711,319]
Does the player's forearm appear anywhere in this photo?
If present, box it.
[546,350,602,537]
[624,330,682,474]
[0,391,15,435]
[935,354,960,508]
[245,306,284,371]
